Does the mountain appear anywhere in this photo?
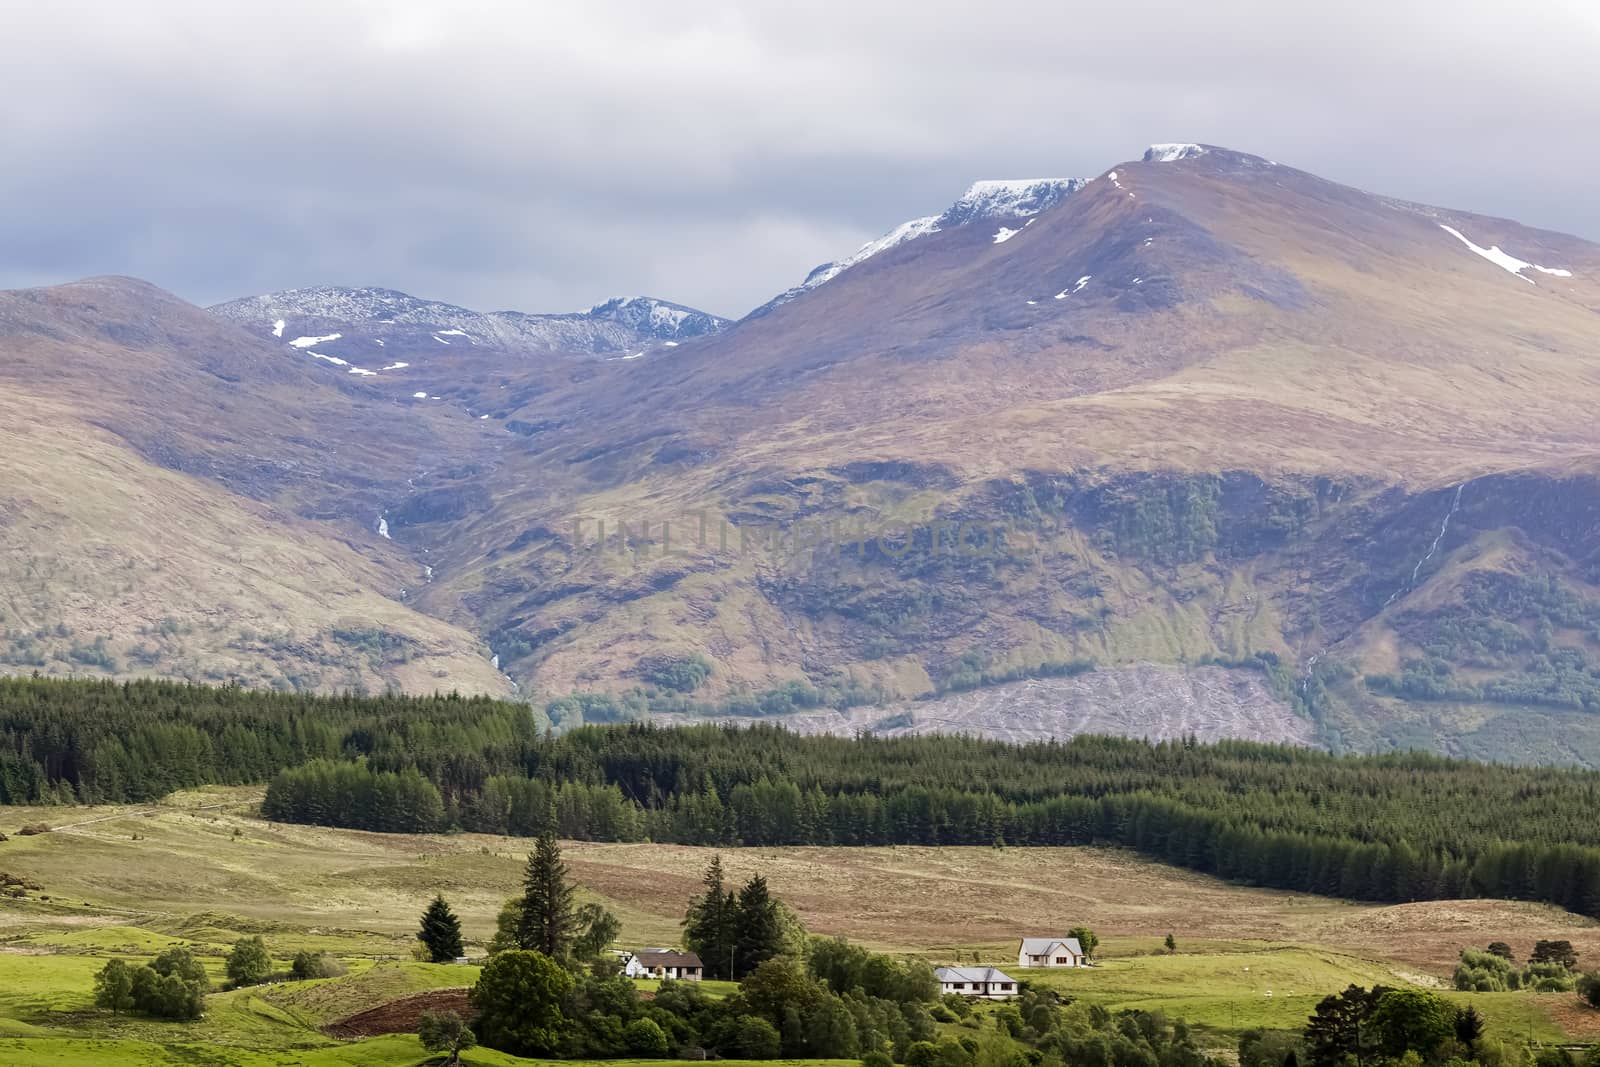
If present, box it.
[9,145,1600,763]
[404,144,1600,762]
[753,176,1087,314]
[0,277,510,696]
[210,286,728,360]
[205,286,731,422]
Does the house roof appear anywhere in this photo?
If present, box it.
[635,949,704,968]
[936,966,1015,984]
[1019,937,1084,956]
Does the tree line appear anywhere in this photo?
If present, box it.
[8,677,1600,918]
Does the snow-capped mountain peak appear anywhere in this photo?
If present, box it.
[941,178,1087,226]
[758,175,1086,314]
[209,287,730,362]
[1144,143,1208,163]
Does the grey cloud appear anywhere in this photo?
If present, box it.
[3,0,1598,316]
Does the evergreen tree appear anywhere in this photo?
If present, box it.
[1453,1005,1484,1047]
[733,874,783,978]
[517,832,575,958]
[418,894,466,963]
[684,855,737,979]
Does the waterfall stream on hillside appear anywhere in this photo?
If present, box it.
[1382,482,1466,609]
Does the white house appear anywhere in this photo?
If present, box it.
[619,948,704,981]
[1017,937,1087,968]
[935,966,1019,1000]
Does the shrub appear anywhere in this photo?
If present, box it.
[735,1015,782,1059]
[1523,961,1575,993]
[864,1052,897,1067]
[625,1017,670,1057]
[640,654,713,694]
[1453,949,1520,992]
[290,950,346,980]
[1579,971,1600,1009]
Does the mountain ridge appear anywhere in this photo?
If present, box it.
[8,144,1600,763]
[210,285,730,359]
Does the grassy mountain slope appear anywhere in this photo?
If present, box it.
[390,148,1600,761]
[0,278,508,694]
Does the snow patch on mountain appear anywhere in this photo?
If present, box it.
[271,319,285,338]
[209,286,730,358]
[800,215,943,292]
[1145,143,1207,162]
[289,333,342,348]
[1053,276,1093,300]
[993,226,1021,244]
[758,176,1087,314]
[1439,225,1573,284]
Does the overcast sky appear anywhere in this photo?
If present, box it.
[4,0,1599,318]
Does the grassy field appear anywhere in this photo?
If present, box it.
[3,789,1599,1062]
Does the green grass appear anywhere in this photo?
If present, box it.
[261,961,478,1028]
[633,977,739,998]
[1000,948,1577,1044]
[1013,947,1398,1035]
[3,797,1597,1061]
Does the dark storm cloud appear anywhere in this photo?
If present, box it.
[3,0,1598,317]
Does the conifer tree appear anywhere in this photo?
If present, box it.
[684,855,737,979]
[733,873,782,978]
[516,831,575,958]
[418,894,465,962]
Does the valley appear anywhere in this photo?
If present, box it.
[1,788,1598,1065]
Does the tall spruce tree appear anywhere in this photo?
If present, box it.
[517,831,575,958]
[684,855,737,979]
[733,873,782,978]
[418,894,465,962]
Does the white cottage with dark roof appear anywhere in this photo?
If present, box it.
[1017,937,1086,968]
[935,966,1018,999]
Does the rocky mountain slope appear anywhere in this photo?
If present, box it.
[7,144,1600,762]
